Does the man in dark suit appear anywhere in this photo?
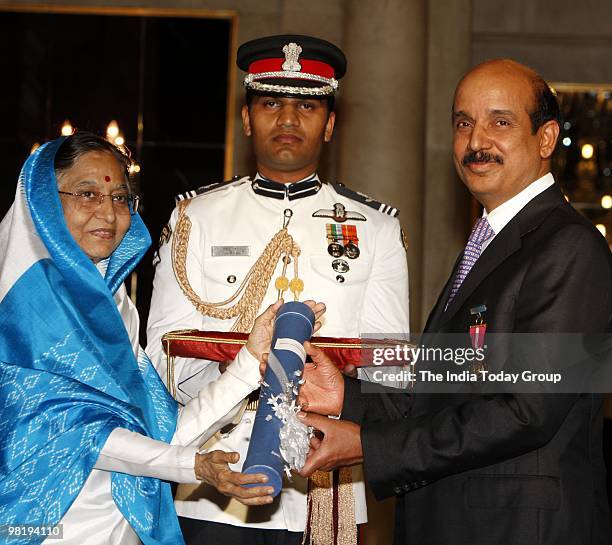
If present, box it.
[296,59,612,545]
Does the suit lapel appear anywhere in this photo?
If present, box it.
[429,184,566,329]
[424,252,462,332]
[440,221,522,325]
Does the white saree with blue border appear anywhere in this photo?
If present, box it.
[0,138,184,544]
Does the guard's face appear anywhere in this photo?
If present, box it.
[452,64,559,212]
[57,151,131,263]
[242,95,335,181]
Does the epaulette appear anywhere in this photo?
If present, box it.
[174,175,247,204]
[331,182,399,217]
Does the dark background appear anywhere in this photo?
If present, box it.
[554,89,612,231]
[0,11,230,328]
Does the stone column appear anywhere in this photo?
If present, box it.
[421,0,473,326]
[338,4,426,542]
[338,0,427,333]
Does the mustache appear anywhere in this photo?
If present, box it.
[462,150,504,166]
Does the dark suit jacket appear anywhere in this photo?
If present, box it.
[343,184,612,545]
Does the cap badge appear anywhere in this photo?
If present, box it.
[282,42,302,72]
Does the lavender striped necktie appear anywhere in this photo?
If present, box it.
[446,217,494,306]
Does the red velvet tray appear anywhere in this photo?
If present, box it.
[161,330,411,369]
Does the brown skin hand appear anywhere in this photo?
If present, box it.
[298,342,345,416]
[223,300,326,373]
[194,450,274,506]
[296,413,363,476]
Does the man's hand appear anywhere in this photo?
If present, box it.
[298,342,345,416]
[194,450,274,506]
[341,363,358,378]
[246,300,326,364]
[297,413,363,476]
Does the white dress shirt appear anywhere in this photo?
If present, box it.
[482,172,555,251]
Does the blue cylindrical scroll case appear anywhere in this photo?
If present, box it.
[242,301,315,497]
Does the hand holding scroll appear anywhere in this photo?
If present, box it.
[296,414,363,476]
[296,343,363,476]
[298,342,345,416]
[194,450,274,506]
[245,300,326,365]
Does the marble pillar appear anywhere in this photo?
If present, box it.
[338,0,427,333]
[421,0,473,325]
[338,5,426,543]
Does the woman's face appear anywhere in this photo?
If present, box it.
[57,151,131,263]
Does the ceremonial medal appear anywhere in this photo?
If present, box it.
[326,223,360,259]
[469,322,487,350]
[469,304,487,373]
[327,242,344,257]
[332,259,349,273]
[344,241,360,259]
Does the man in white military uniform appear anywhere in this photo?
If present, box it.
[146,34,410,545]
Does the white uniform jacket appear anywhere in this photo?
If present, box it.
[145,175,410,532]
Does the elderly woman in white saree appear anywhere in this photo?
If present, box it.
[0,132,323,545]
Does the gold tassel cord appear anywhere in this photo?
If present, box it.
[304,471,334,545]
[172,200,301,333]
[337,467,357,545]
[303,468,356,545]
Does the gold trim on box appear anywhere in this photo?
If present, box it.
[161,331,406,351]
[161,330,414,401]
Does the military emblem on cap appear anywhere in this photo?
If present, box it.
[282,43,302,72]
[237,34,347,97]
[313,203,366,223]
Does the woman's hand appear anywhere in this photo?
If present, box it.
[194,450,274,506]
[245,299,326,364]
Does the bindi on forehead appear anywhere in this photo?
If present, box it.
[104,176,111,183]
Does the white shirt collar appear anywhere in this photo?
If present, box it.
[483,172,555,238]
[254,172,319,185]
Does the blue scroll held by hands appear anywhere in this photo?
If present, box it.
[242,301,315,497]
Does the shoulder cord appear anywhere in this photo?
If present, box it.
[171,199,301,333]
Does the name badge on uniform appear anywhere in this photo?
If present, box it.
[211,245,250,257]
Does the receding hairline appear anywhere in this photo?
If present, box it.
[453,58,548,114]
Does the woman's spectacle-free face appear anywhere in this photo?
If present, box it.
[57,151,132,263]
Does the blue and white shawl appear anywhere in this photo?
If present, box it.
[0,138,183,544]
